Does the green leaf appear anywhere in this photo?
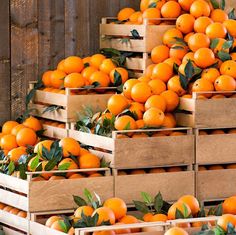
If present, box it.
[214,203,223,216]
[30,156,39,170]
[42,105,62,114]
[141,192,153,204]
[228,8,236,20]
[44,159,58,171]
[7,161,15,175]
[210,38,220,49]
[100,48,121,58]
[183,203,190,218]
[131,29,141,39]
[154,192,164,213]
[184,60,195,79]
[92,81,101,87]
[94,192,102,208]
[214,225,226,235]
[18,163,27,180]
[133,200,150,214]
[218,51,232,61]
[26,89,36,107]
[58,220,68,233]
[175,208,184,219]
[173,63,179,74]
[58,162,71,170]
[227,223,235,233]
[113,70,122,86]
[173,37,187,46]
[171,46,185,50]
[84,62,90,68]
[73,195,87,207]
[222,40,233,50]
[179,73,189,90]
[123,121,131,130]
[148,2,157,8]
[219,0,225,10]
[84,188,93,204]
[210,0,220,9]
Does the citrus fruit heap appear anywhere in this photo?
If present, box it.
[0,202,27,218]
[0,118,106,180]
[42,54,129,92]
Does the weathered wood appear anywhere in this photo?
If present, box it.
[0,0,10,124]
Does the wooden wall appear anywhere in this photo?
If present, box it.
[0,0,235,124]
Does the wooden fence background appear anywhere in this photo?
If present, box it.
[0,0,235,124]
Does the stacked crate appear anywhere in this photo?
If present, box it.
[176,91,236,202]
[69,125,195,205]
[100,18,175,77]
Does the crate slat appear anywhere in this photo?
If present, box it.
[42,124,68,139]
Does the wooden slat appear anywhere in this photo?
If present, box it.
[30,221,66,235]
[42,124,68,139]
[125,57,152,71]
[11,0,39,119]
[0,0,10,124]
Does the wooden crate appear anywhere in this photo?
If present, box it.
[28,83,113,123]
[176,92,236,128]
[114,168,195,205]
[196,166,236,201]
[0,210,28,234]
[195,128,236,165]
[69,127,194,169]
[0,168,113,213]
[41,123,68,139]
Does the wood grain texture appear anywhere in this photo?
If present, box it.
[0,0,10,124]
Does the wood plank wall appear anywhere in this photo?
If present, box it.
[0,0,235,124]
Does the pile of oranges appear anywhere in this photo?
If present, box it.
[41,54,129,92]
[45,192,236,234]
[0,117,106,180]
[0,203,27,218]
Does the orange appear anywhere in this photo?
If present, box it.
[110,68,128,85]
[151,45,170,64]
[138,76,150,83]
[119,215,140,232]
[79,153,100,169]
[212,38,229,54]
[145,64,156,78]
[16,128,37,147]
[184,32,194,43]
[206,22,227,39]
[178,0,195,11]
[188,33,210,52]
[211,9,228,23]
[0,203,6,209]
[3,206,13,212]
[100,59,117,75]
[123,79,140,99]
[223,196,236,214]
[194,48,215,68]
[17,211,27,218]
[23,116,42,132]
[49,176,65,180]
[136,119,145,129]
[34,140,53,155]
[152,63,173,82]
[231,52,236,62]
[190,0,211,18]
[169,132,186,136]
[199,166,207,171]
[131,82,152,103]
[50,70,66,89]
[149,168,166,173]
[68,173,84,179]
[162,113,176,129]
[41,160,56,180]
[82,57,91,66]
[9,208,20,215]
[214,75,236,91]
[8,146,27,163]
[115,115,137,130]
[42,70,53,87]
[58,158,78,177]
[192,79,214,98]
[164,58,181,68]
[129,105,143,120]
[107,94,129,115]
[81,66,98,81]
[63,56,84,74]
[161,1,181,18]
[145,95,166,112]
[132,133,149,138]
[148,79,166,95]
[220,60,236,79]
[89,71,110,87]
[90,54,106,69]
[208,165,224,170]
[114,222,131,234]
[176,14,195,34]
[51,220,67,232]
[162,28,183,47]
[169,44,188,60]
[167,75,186,97]
[223,19,236,38]
[104,198,127,220]
[212,94,225,99]
[201,68,220,83]
[2,121,19,134]
[217,214,236,231]
[59,137,80,157]
[64,73,85,88]
[150,214,168,222]
[182,52,195,64]
[160,90,179,112]
[143,213,154,222]
[178,195,200,215]
[92,207,116,225]
[226,163,236,167]
[89,173,103,177]
[1,134,18,150]
[129,11,143,24]
[142,8,161,25]
[68,227,75,235]
[74,206,94,220]
[118,8,135,21]
[194,16,213,33]
[93,231,115,235]
[143,108,165,127]
[11,124,25,136]
[165,227,188,235]
[57,59,66,72]
[167,201,191,220]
